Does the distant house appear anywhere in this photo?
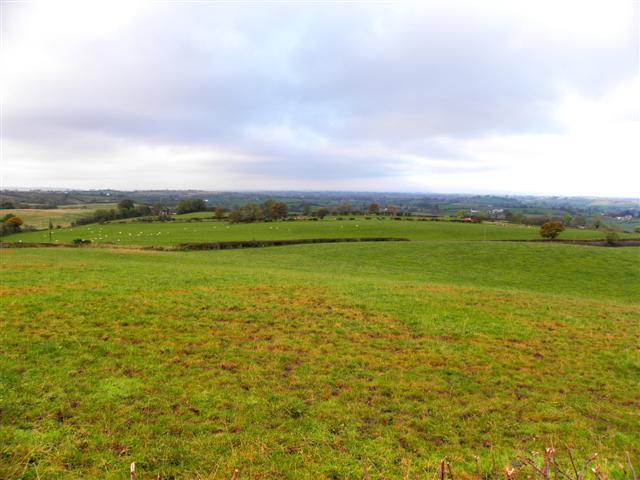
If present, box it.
[463,217,474,222]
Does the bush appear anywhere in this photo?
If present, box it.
[1,215,23,235]
[72,238,92,245]
[605,232,620,246]
[539,221,565,240]
[315,208,329,219]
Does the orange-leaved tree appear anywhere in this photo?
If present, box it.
[539,221,565,240]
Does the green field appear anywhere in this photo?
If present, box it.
[1,218,623,246]
[0,204,118,229]
[1,232,639,478]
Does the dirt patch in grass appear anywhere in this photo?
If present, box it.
[0,285,56,295]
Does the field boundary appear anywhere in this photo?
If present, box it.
[494,238,640,247]
[159,236,410,250]
[0,241,76,248]
[0,237,410,251]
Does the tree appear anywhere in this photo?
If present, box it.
[505,210,525,224]
[214,207,226,219]
[268,202,288,220]
[368,203,380,215]
[244,203,264,222]
[335,203,352,215]
[228,203,264,223]
[302,203,312,216]
[5,216,22,228]
[539,221,565,240]
[315,208,329,219]
[176,198,207,215]
[0,201,15,209]
[151,203,168,216]
[1,215,23,235]
[563,214,573,226]
[228,208,244,224]
[118,198,135,210]
[573,215,587,227]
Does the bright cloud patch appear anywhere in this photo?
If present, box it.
[1,0,638,195]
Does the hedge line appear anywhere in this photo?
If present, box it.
[169,237,410,251]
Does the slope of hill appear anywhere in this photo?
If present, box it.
[1,240,638,479]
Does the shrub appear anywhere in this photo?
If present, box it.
[72,238,92,245]
[605,232,620,246]
[214,207,226,219]
[1,215,23,235]
[315,208,329,219]
[539,221,565,240]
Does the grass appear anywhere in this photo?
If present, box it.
[0,204,118,229]
[56,203,120,210]
[1,217,624,246]
[1,240,639,479]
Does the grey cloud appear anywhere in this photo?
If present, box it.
[2,2,637,190]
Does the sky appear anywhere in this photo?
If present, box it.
[1,0,638,196]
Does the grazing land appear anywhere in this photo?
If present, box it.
[0,204,118,229]
[1,217,625,246]
[1,233,639,479]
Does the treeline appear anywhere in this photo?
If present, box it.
[226,201,412,223]
[228,200,288,223]
[176,198,207,214]
[65,196,635,230]
[72,199,157,226]
[503,210,607,229]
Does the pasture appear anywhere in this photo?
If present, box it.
[0,204,118,229]
[1,237,639,479]
[1,217,624,246]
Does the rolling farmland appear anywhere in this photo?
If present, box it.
[1,220,638,479]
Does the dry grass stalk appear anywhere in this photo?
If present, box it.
[126,449,636,480]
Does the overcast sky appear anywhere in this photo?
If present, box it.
[1,0,638,196]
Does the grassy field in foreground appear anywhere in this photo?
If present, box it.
[2,217,623,246]
[0,204,118,229]
[1,242,639,479]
